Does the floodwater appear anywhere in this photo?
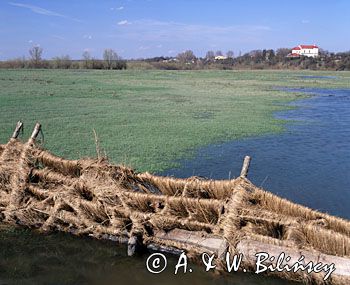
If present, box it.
[298,75,338,79]
[1,88,349,285]
[163,88,350,220]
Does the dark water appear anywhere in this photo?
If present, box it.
[0,228,297,285]
[1,88,349,285]
[163,88,350,220]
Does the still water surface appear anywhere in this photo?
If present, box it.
[1,88,349,285]
[0,228,298,285]
[163,88,350,220]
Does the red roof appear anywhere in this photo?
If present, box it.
[300,44,318,49]
[292,44,318,50]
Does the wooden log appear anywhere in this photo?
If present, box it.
[154,228,228,258]
[11,121,23,139]
[240,156,251,178]
[236,239,350,283]
[147,243,183,255]
[100,234,129,244]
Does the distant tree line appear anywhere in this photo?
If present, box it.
[1,46,350,71]
[0,46,127,70]
[131,48,350,71]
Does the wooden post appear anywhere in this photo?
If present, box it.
[11,121,23,139]
[30,123,41,141]
[127,235,140,256]
[240,156,251,178]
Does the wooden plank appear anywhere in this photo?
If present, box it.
[319,253,350,277]
[155,229,228,257]
[236,239,350,280]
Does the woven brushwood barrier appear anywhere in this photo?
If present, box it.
[0,122,349,284]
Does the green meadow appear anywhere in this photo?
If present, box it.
[0,69,349,172]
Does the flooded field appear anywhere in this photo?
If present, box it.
[163,88,350,219]
[1,85,349,285]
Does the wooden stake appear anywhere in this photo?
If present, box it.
[127,235,139,256]
[11,121,23,139]
[30,123,41,140]
[93,129,102,159]
[240,155,251,178]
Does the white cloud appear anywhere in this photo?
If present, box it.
[28,40,33,44]
[9,2,81,22]
[83,34,93,40]
[106,19,273,57]
[118,20,130,25]
[111,6,124,11]
[112,19,271,44]
[301,19,310,24]
[9,2,64,17]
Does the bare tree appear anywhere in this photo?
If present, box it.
[215,50,223,56]
[319,48,330,57]
[103,49,119,69]
[226,50,234,58]
[82,50,92,68]
[29,46,43,67]
[205,50,215,60]
[276,48,291,59]
[177,50,196,63]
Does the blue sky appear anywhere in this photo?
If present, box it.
[0,0,349,60]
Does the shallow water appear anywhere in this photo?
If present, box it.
[1,88,349,285]
[163,88,350,220]
[298,75,338,79]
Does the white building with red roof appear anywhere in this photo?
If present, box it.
[288,44,319,58]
